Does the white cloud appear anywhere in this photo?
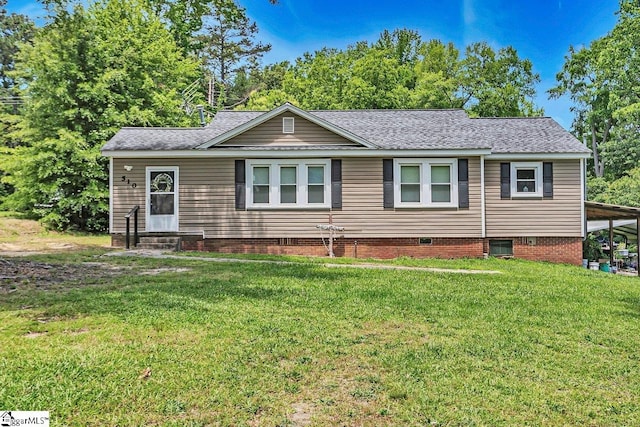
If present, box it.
[461,0,503,47]
[463,0,476,25]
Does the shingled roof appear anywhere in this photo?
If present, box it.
[102,105,590,155]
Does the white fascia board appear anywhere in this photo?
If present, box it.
[487,152,591,160]
[102,148,492,159]
[196,103,378,149]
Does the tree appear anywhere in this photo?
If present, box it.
[0,0,35,102]
[0,0,35,196]
[342,48,411,109]
[375,28,422,66]
[589,167,640,207]
[148,0,214,54]
[281,47,351,109]
[550,1,640,180]
[411,39,461,109]
[458,42,541,117]
[197,0,270,108]
[242,29,542,117]
[1,0,199,231]
[241,61,292,109]
[603,167,640,207]
[0,2,36,152]
[549,43,613,178]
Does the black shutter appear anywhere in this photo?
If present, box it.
[500,162,511,199]
[235,160,245,210]
[458,159,469,209]
[331,159,342,209]
[543,162,553,198]
[383,159,394,208]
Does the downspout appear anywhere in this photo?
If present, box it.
[580,158,585,238]
[480,155,486,238]
[109,157,114,234]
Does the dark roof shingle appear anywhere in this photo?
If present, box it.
[102,108,589,155]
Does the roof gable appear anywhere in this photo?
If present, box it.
[215,111,362,147]
[197,103,377,149]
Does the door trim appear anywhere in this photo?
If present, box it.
[145,166,179,232]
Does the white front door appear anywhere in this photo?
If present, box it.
[146,167,179,232]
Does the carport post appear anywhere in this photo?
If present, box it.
[609,219,614,268]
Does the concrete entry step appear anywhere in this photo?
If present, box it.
[137,236,181,251]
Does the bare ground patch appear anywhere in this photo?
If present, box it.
[0,258,193,293]
[139,267,191,275]
[0,258,128,292]
[289,402,313,426]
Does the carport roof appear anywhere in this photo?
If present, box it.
[585,201,640,220]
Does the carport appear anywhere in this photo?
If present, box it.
[585,201,640,276]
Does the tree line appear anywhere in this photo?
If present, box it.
[550,0,640,206]
[240,30,541,117]
[0,0,638,231]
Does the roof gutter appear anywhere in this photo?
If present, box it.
[486,152,591,160]
[101,148,494,158]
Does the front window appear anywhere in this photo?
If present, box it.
[511,162,542,197]
[247,159,331,208]
[252,166,270,204]
[400,165,421,203]
[280,166,297,204]
[431,165,451,203]
[394,159,458,208]
[307,166,325,204]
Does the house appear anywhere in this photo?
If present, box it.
[101,103,590,264]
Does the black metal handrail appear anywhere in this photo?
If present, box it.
[124,205,140,249]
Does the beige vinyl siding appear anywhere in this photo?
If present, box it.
[485,159,582,236]
[334,158,482,238]
[218,112,358,146]
[111,157,483,238]
[112,161,147,231]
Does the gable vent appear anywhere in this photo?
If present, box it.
[282,117,295,134]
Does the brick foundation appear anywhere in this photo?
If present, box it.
[178,236,486,259]
[112,235,583,265]
[112,234,126,247]
[483,236,583,265]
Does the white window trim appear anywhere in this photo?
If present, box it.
[246,159,331,209]
[393,158,458,208]
[510,162,543,198]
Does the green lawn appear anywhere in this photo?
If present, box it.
[0,212,111,252]
[1,251,639,426]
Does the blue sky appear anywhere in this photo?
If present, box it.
[7,0,620,129]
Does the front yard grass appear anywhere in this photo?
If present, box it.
[1,251,639,425]
[0,212,110,253]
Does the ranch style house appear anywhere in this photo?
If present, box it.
[102,103,590,264]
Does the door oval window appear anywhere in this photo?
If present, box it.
[150,172,174,193]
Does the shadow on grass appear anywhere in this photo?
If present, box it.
[0,260,371,323]
[619,296,640,319]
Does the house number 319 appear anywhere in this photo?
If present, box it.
[121,175,137,188]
